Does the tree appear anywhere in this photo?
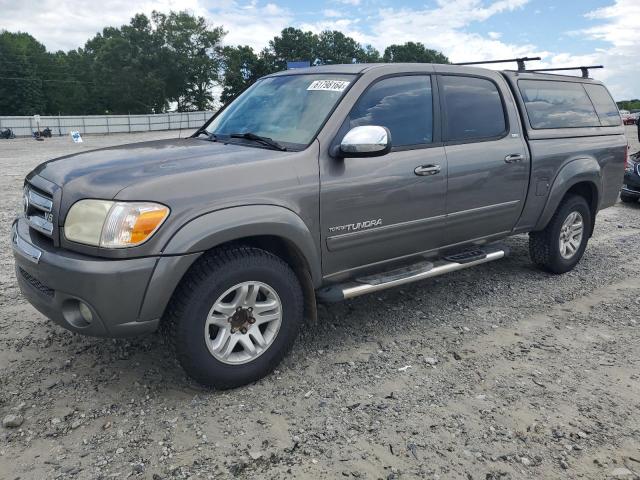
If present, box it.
[220,46,275,104]
[1,19,448,115]
[617,100,640,111]
[154,11,225,111]
[81,15,168,114]
[266,28,381,67]
[0,31,47,115]
[90,14,168,114]
[268,27,316,69]
[315,30,375,65]
[44,49,92,115]
[219,28,382,102]
[383,42,449,64]
[360,44,382,63]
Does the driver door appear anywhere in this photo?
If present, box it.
[319,75,448,279]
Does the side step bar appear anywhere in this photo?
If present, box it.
[317,245,508,302]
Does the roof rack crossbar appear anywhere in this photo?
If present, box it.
[453,56,541,72]
[525,65,604,79]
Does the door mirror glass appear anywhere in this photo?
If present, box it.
[339,125,391,157]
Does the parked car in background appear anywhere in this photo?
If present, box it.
[620,109,635,125]
[622,151,640,203]
[0,128,15,139]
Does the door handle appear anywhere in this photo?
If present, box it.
[414,164,441,176]
[504,153,525,163]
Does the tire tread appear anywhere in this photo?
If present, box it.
[162,245,303,388]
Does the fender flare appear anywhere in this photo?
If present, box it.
[534,157,601,231]
[162,204,321,284]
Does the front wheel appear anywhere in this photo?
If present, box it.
[165,246,304,389]
[529,195,592,274]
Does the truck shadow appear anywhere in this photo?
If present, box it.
[619,199,640,209]
[67,237,533,390]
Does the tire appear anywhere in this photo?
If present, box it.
[620,193,637,204]
[529,195,592,274]
[164,246,303,389]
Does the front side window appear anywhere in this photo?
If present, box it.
[584,84,622,127]
[206,74,355,147]
[347,76,434,147]
[519,80,600,129]
[440,75,507,142]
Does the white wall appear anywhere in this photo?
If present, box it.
[0,111,215,137]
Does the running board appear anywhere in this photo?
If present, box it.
[317,245,508,302]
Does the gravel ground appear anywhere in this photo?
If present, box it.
[0,128,639,480]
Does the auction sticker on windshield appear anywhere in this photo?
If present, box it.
[307,80,350,92]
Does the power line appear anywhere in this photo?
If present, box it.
[0,68,80,77]
[0,61,86,71]
[0,69,95,81]
[0,76,131,86]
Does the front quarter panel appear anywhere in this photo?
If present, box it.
[162,205,322,285]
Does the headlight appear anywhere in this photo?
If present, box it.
[65,200,169,248]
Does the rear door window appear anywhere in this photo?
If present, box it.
[584,84,622,127]
[348,75,433,147]
[440,75,507,142]
[518,80,600,129]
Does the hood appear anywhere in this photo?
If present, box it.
[33,137,280,196]
[25,135,320,259]
[27,136,318,233]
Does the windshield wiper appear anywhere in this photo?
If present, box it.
[229,132,287,151]
[194,130,220,141]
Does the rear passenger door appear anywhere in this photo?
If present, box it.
[437,71,529,246]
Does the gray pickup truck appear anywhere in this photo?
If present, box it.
[12,63,626,388]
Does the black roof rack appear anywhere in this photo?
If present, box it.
[453,56,541,72]
[525,65,603,79]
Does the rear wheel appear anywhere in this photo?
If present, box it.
[165,246,303,389]
[620,192,637,204]
[529,195,591,274]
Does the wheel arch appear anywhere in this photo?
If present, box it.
[162,205,321,283]
[140,206,320,326]
[218,235,318,325]
[534,157,601,236]
[565,181,598,237]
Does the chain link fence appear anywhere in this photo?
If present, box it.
[0,111,214,137]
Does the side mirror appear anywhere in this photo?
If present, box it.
[337,125,392,158]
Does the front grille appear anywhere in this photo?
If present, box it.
[18,267,54,297]
[24,185,54,237]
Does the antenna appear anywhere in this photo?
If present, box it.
[453,56,541,72]
[525,65,604,79]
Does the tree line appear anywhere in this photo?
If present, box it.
[617,100,640,111]
[0,11,449,116]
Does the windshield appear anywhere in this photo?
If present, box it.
[206,74,355,148]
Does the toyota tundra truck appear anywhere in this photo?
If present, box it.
[12,62,626,388]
